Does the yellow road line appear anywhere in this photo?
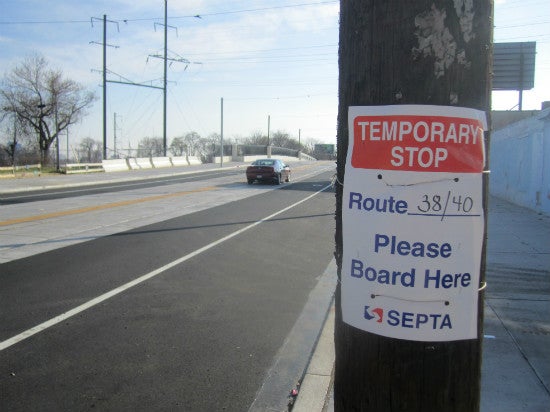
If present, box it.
[0,186,217,227]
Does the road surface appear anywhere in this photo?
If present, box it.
[0,162,336,411]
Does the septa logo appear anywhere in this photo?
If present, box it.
[364,306,383,323]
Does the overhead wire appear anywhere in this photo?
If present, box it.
[0,1,338,25]
[4,1,547,141]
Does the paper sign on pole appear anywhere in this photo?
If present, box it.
[342,105,487,342]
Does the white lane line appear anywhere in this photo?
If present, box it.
[0,183,332,352]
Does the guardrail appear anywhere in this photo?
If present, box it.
[0,163,42,175]
[65,163,104,174]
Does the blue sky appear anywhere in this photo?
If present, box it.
[1,0,549,153]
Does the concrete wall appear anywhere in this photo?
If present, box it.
[102,159,130,172]
[240,155,301,164]
[187,156,202,165]
[171,156,188,166]
[492,110,540,130]
[213,156,233,164]
[490,108,550,215]
[151,157,173,168]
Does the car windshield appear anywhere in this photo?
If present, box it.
[253,160,275,166]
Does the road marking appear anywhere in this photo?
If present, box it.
[0,187,217,227]
[0,164,335,228]
[0,183,333,352]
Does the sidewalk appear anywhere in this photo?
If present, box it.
[294,196,550,412]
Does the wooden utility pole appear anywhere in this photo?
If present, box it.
[163,0,168,156]
[334,1,493,411]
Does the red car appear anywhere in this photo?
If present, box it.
[246,158,291,185]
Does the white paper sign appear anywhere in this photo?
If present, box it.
[342,105,487,342]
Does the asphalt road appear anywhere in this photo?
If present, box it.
[0,168,336,411]
[0,169,243,205]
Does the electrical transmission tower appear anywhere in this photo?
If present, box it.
[91,1,194,159]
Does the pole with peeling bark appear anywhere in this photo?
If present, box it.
[334,1,493,411]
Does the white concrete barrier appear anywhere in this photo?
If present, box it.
[102,159,129,172]
[171,156,188,166]
[187,156,202,165]
[136,157,153,169]
[126,157,153,170]
[276,155,302,163]
[127,158,140,170]
[242,155,298,163]
[242,155,265,163]
[213,156,232,164]
[151,157,173,168]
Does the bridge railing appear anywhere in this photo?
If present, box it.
[96,146,314,172]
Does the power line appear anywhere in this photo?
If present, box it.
[0,19,89,25]
[225,93,331,101]
[199,52,335,64]
[0,1,338,25]
[121,1,338,22]
[496,21,550,29]
[183,43,337,57]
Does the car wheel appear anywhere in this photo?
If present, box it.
[285,174,290,183]
[276,173,281,185]
[248,179,254,185]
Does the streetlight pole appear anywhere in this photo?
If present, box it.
[163,0,168,156]
[12,113,17,175]
[220,97,224,168]
[103,14,107,160]
[55,105,60,172]
[267,115,270,146]
[36,103,46,166]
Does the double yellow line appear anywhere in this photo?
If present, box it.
[0,186,216,227]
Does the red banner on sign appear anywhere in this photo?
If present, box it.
[351,115,485,173]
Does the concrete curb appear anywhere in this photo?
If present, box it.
[292,302,335,412]
[248,260,337,412]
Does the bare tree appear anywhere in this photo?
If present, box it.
[0,54,96,165]
[242,130,268,146]
[77,137,102,163]
[198,132,222,162]
[0,112,18,166]
[271,130,302,150]
[0,110,37,166]
[169,136,186,156]
[182,131,201,156]
[137,137,163,157]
